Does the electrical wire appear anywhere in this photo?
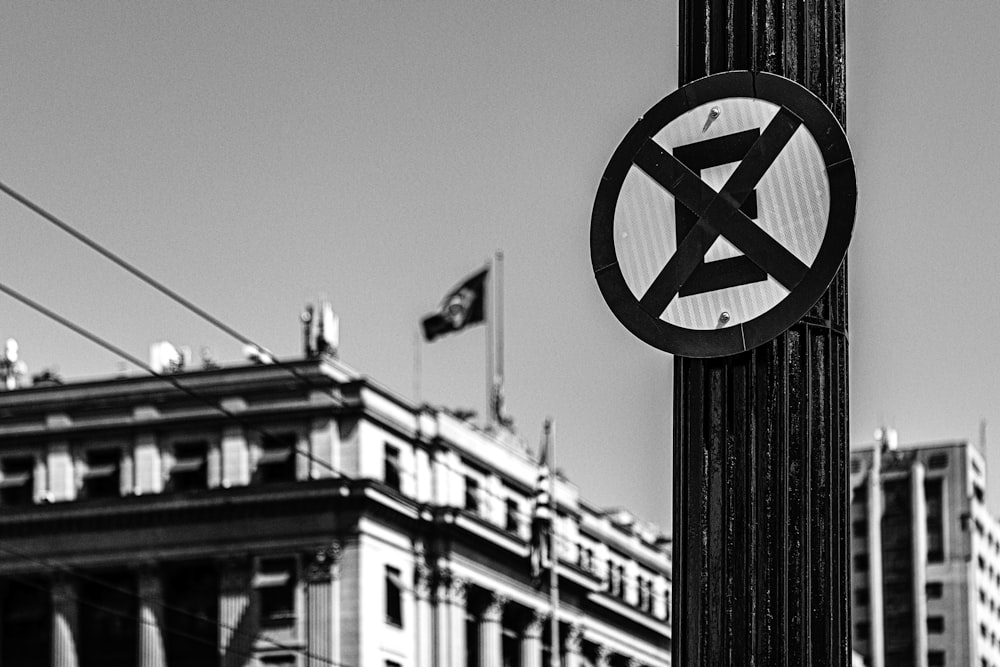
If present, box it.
[0,282,669,625]
[0,280,340,479]
[0,179,328,393]
[2,568,354,667]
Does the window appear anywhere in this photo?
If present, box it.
[385,566,403,627]
[850,458,862,474]
[464,476,480,513]
[386,662,402,667]
[853,483,868,504]
[608,560,622,597]
[853,553,869,572]
[852,519,868,538]
[854,588,870,606]
[384,445,401,491]
[928,453,949,469]
[256,433,297,484]
[928,650,946,667]
[854,622,869,641]
[82,448,121,499]
[926,478,945,562]
[169,441,208,492]
[505,498,519,532]
[255,558,297,629]
[261,656,296,667]
[0,456,34,506]
[927,616,945,633]
[638,576,652,612]
[926,581,944,599]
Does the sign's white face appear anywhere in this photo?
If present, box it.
[614,98,830,331]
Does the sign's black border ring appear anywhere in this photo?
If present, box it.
[591,71,857,358]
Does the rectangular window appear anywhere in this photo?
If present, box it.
[926,478,945,562]
[854,621,870,642]
[0,456,35,506]
[852,519,868,538]
[169,441,209,492]
[853,483,868,504]
[608,560,621,597]
[505,498,519,532]
[926,581,944,599]
[854,587,870,606]
[82,448,121,499]
[928,650,946,667]
[385,566,403,627]
[638,576,652,612]
[464,477,480,513]
[928,453,949,469]
[853,553,869,572]
[255,558,297,630]
[927,616,945,633]
[256,433,297,484]
[384,444,401,491]
[260,655,296,667]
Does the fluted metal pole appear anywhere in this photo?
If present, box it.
[672,1,850,665]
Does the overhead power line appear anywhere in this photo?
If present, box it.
[0,280,339,478]
[0,178,322,388]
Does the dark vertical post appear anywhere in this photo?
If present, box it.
[672,1,849,666]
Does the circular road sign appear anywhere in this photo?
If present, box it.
[591,71,856,358]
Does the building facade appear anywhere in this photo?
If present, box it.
[850,433,1000,667]
[0,354,671,667]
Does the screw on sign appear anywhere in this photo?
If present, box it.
[591,71,856,358]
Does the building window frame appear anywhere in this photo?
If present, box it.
[253,556,300,634]
[385,565,404,628]
[384,443,401,492]
[253,431,300,485]
[0,453,37,507]
[76,442,128,500]
[166,438,212,493]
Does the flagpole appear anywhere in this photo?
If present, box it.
[412,326,422,405]
[485,253,495,428]
[547,418,560,667]
[495,249,504,424]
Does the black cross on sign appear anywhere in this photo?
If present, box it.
[633,106,810,317]
[590,71,856,358]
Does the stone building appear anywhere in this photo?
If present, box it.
[0,352,671,667]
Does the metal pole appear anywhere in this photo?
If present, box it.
[485,253,495,428]
[672,1,849,666]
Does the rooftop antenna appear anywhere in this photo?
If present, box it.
[1,338,27,390]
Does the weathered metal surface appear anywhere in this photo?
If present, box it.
[672,0,850,665]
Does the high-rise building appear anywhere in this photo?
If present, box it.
[0,349,671,667]
[850,431,1000,667]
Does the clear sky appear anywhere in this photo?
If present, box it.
[2,2,1000,530]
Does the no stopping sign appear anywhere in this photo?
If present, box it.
[591,71,856,358]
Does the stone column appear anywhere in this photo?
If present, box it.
[305,545,340,667]
[479,593,506,667]
[219,558,254,667]
[563,624,583,667]
[521,611,545,667]
[137,566,167,667]
[433,569,451,666]
[414,561,434,667]
[51,575,79,667]
[449,576,468,667]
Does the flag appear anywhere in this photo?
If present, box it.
[421,267,488,342]
[530,420,553,582]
